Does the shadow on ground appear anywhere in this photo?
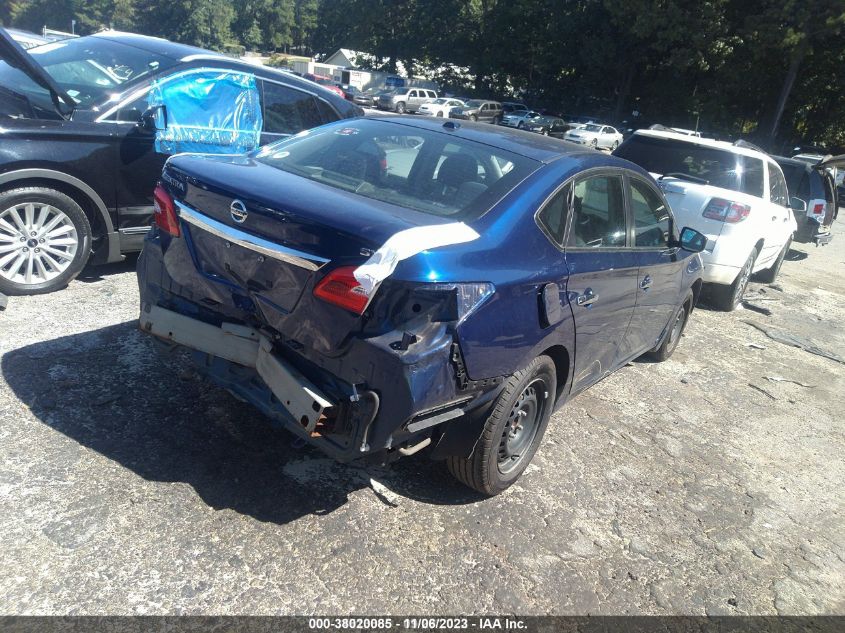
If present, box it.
[77,253,140,284]
[2,321,482,525]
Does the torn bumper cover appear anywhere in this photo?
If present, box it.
[138,300,498,461]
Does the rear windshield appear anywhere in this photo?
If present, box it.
[254,118,539,220]
[616,135,765,198]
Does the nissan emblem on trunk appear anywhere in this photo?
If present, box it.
[230,200,248,223]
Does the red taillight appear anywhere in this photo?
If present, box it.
[313,266,370,315]
[153,184,180,237]
[702,197,751,223]
[812,203,825,215]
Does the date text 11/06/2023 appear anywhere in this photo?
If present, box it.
[307,617,527,630]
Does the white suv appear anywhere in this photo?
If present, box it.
[615,130,797,310]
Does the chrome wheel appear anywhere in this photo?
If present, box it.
[498,379,546,474]
[733,252,754,305]
[0,202,79,286]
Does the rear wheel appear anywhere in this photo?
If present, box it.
[395,101,406,114]
[756,238,791,283]
[648,293,692,362]
[447,356,556,496]
[710,246,757,311]
[0,187,92,296]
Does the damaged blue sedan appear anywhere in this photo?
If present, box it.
[137,116,705,495]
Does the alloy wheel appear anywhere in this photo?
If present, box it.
[0,202,79,286]
[733,254,754,305]
[497,379,546,474]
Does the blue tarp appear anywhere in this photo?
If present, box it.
[148,69,263,154]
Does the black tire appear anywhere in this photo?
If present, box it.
[710,246,758,311]
[756,237,791,283]
[469,114,478,122]
[447,355,556,496]
[517,121,524,129]
[648,292,692,362]
[541,129,549,136]
[612,140,619,150]
[590,138,598,148]
[395,101,406,114]
[0,187,92,296]
[436,111,443,117]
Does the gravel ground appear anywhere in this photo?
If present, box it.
[1,217,843,616]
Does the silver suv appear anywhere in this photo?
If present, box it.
[377,87,438,113]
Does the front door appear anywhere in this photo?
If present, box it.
[564,173,638,393]
[622,175,684,358]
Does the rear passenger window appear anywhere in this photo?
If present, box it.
[567,175,626,248]
[538,183,572,245]
[741,157,765,198]
[261,81,323,135]
[768,162,790,206]
[630,179,670,247]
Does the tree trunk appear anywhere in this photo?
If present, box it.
[614,62,636,122]
[769,38,808,143]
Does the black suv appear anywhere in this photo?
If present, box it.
[0,29,357,295]
[774,155,839,245]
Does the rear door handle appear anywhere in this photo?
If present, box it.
[640,275,653,290]
[576,289,598,307]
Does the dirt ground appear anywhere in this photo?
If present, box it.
[0,215,843,615]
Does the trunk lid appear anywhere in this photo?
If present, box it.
[164,153,454,319]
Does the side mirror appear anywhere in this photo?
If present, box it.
[790,196,807,212]
[678,226,707,253]
[138,104,167,133]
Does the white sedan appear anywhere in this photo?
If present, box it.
[564,123,624,150]
[417,98,466,117]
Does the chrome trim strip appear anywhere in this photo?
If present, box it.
[175,200,329,271]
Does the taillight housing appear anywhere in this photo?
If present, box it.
[314,266,371,315]
[702,198,751,223]
[153,183,180,237]
[812,203,825,215]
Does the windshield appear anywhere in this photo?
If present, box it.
[583,124,602,132]
[254,119,539,220]
[615,135,765,197]
[431,98,447,104]
[465,100,483,107]
[0,36,176,116]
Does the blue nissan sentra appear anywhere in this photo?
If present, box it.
[137,116,705,496]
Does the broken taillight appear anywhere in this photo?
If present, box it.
[314,266,370,315]
[702,197,751,223]
[153,184,180,237]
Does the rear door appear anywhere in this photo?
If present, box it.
[258,78,335,145]
[765,161,795,262]
[623,174,684,357]
[563,172,639,393]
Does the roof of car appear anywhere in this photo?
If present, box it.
[632,129,776,162]
[90,30,223,60]
[366,115,596,163]
[772,155,813,170]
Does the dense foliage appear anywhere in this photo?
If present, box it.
[4,0,844,151]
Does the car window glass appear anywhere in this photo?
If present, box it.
[767,162,789,206]
[409,90,418,98]
[630,179,671,247]
[261,81,323,135]
[254,118,538,220]
[313,98,339,124]
[567,175,626,247]
[102,91,149,122]
[741,157,765,198]
[538,183,572,245]
[427,91,436,98]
